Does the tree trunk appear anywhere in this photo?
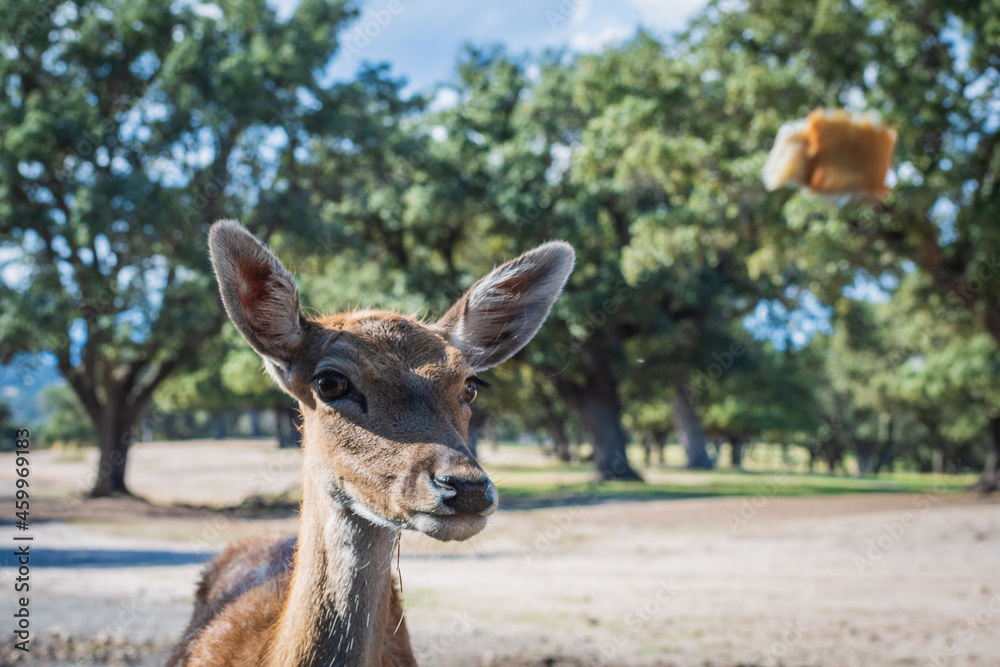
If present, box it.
[467,409,488,457]
[550,424,571,462]
[928,423,946,474]
[654,430,667,466]
[673,382,712,469]
[825,451,838,473]
[184,413,197,438]
[873,417,895,474]
[984,300,1000,351]
[249,410,263,437]
[931,448,944,474]
[163,413,180,440]
[823,440,844,474]
[90,411,132,497]
[579,389,642,481]
[541,402,571,463]
[56,311,225,500]
[212,413,228,440]
[855,439,873,476]
[550,353,641,481]
[977,415,1000,492]
[730,438,744,469]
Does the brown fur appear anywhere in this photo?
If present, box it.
[171,221,573,666]
[169,534,413,666]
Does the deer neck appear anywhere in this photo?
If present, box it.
[268,464,399,667]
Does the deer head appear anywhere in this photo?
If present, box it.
[209,221,574,542]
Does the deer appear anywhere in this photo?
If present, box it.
[169,220,574,666]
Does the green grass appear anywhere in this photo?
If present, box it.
[480,443,978,508]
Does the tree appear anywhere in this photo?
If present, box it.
[580,0,1000,475]
[305,38,823,478]
[688,0,1000,350]
[155,333,263,441]
[796,270,1000,478]
[823,298,911,475]
[701,340,816,469]
[622,392,673,467]
[565,31,830,470]
[877,275,1000,477]
[0,400,17,451]
[296,52,647,477]
[0,0,355,495]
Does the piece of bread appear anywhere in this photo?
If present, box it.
[763,109,897,196]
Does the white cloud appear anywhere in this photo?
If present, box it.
[317,0,715,93]
[569,24,632,52]
[569,0,592,26]
[628,0,710,33]
[429,88,459,112]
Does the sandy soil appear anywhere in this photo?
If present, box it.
[1,440,998,666]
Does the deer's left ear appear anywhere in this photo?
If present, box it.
[208,220,305,392]
[437,242,575,372]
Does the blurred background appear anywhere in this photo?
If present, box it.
[1,0,999,665]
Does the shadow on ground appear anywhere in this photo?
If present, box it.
[1,548,213,568]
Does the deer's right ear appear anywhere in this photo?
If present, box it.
[209,220,305,380]
[437,241,575,372]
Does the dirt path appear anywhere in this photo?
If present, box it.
[1,442,998,666]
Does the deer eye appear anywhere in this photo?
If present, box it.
[316,372,351,402]
[462,378,478,404]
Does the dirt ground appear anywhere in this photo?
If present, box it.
[1,440,999,666]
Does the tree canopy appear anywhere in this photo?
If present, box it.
[1,0,356,494]
[2,0,998,491]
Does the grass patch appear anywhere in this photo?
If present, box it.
[481,444,976,509]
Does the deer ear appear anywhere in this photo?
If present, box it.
[209,220,305,384]
[437,241,575,372]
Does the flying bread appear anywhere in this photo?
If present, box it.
[763,108,897,197]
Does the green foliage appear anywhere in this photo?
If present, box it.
[701,341,818,445]
[37,384,95,447]
[0,0,358,494]
[160,2,1000,479]
[3,0,999,486]
[692,0,1000,334]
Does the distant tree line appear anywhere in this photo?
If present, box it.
[2,0,998,493]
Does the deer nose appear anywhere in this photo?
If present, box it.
[430,474,496,515]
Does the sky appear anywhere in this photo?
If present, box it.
[271,0,711,95]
